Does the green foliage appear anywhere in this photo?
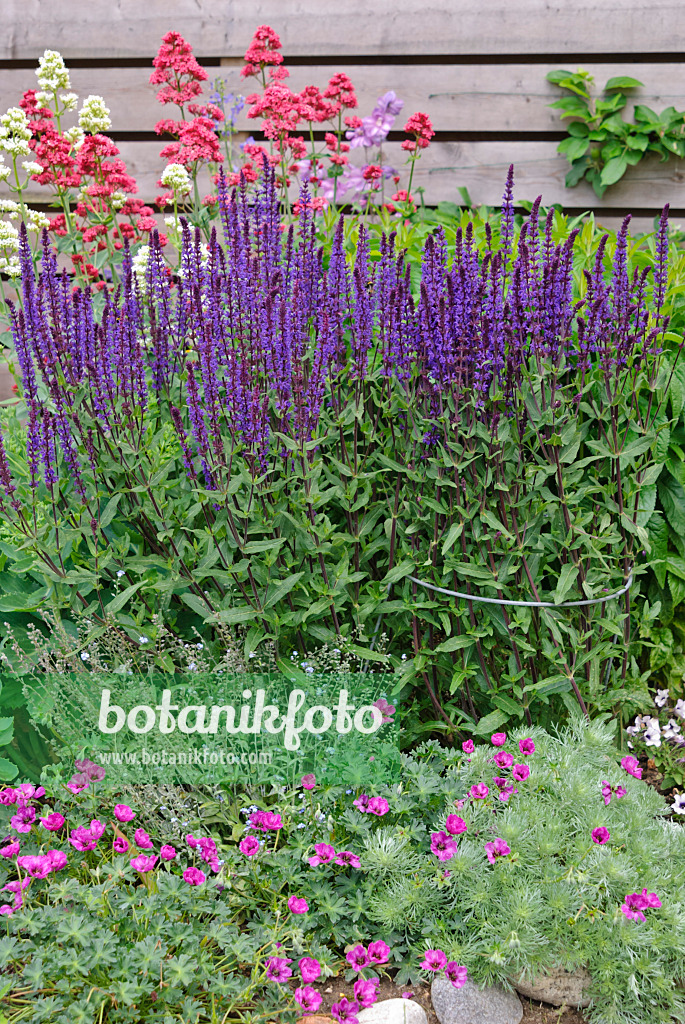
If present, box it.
[547,68,685,197]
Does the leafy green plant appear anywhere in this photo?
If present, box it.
[547,68,685,196]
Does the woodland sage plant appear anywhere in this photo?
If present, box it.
[0,165,676,734]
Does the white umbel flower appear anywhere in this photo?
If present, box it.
[0,108,32,157]
[78,95,111,135]
[59,92,79,111]
[36,50,71,93]
[22,161,43,176]
[160,162,191,196]
[64,126,85,149]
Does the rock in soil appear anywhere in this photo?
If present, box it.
[358,998,429,1023]
[513,966,592,1008]
[432,977,523,1024]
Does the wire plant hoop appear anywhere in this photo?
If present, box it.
[407,571,634,609]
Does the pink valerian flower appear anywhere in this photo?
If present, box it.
[240,836,261,857]
[445,962,468,988]
[113,837,129,854]
[131,854,158,873]
[134,829,153,850]
[10,805,36,833]
[421,949,447,971]
[40,812,65,831]
[621,755,642,779]
[592,827,610,845]
[621,889,662,922]
[354,977,380,1008]
[445,815,467,836]
[485,837,511,864]
[335,850,361,868]
[309,842,336,867]
[150,30,208,104]
[470,783,489,800]
[401,111,434,152]
[430,831,458,862]
[241,25,284,79]
[512,764,530,782]
[332,996,360,1023]
[301,773,316,790]
[266,956,293,983]
[368,940,391,965]
[493,750,514,769]
[299,957,322,982]
[346,944,370,971]
[183,866,206,885]
[462,739,475,754]
[114,804,135,822]
[160,845,177,861]
[288,896,309,914]
[0,841,20,859]
[490,732,507,747]
[295,986,323,1013]
[519,738,536,756]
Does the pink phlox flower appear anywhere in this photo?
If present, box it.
[445,962,468,988]
[421,948,447,971]
[308,842,336,867]
[335,850,361,868]
[266,956,293,982]
[131,854,158,873]
[298,956,321,982]
[295,986,323,1012]
[445,815,467,836]
[346,944,370,971]
[470,783,489,800]
[485,837,511,864]
[430,831,458,862]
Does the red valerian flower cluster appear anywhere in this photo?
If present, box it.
[401,111,435,152]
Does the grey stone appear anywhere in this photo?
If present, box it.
[431,977,523,1024]
[512,965,593,1008]
[357,1000,428,1024]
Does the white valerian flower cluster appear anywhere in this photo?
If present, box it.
[59,92,78,112]
[63,125,85,149]
[0,220,20,277]
[78,95,111,135]
[36,49,71,93]
[21,160,43,177]
[160,162,191,196]
[0,108,32,157]
[0,199,20,220]
[0,156,9,183]
[109,191,127,210]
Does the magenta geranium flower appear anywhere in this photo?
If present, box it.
[512,764,530,781]
[250,810,283,831]
[470,783,489,800]
[133,828,153,849]
[240,836,261,857]
[367,796,389,816]
[368,940,390,964]
[40,812,65,831]
[494,750,514,768]
[592,827,610,845]
[66,774,89,794]
[430,831,458,861]
[183,866,206,885]
[113,836,129,853]
[114,804,135,822]
[288,896,309,914]
[519,737,536,756]
[353,794,370,812]
[301,773,316,790]
[298,956,321,982]
[16,783,45,800]
[69,820,105,852]
[462,739,474,754]
[266,956,293,983]
[346,944,370,971]
[621,755,642,779]
[445,962,468,988]
[485,837,511,863]
[373,697,396,723]
[10,805,36,833]
[620,890,660,922]
[491,732,507,747]
[0,788,17,805]
[0,841,20,858]
[131,854,158,873]
[295,986,323,1012]
[331,995,360,1022]
[308,842,336,866]
[445,814,467,836]
[17,854,53,879]
[160,844,177,861]
[420,948,447,971]
[46,849,67,872]
[335,850,361,868]
[354,976,380,1007]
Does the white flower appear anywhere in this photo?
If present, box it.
[196,642,203,649]
[26,208,49,231]
[0,199,20,220]
[675,698,685,720]
[0,107,32,157]
[59,92,78,111]
[644,721,662,747]
[188,661,197,671]
[36,50,71,93]
[21,161,43,176]
[109,191,126,210]
[673,793,685,814]
[35,91,53,108]
[160,162,191,196]
[0,220,20,254]
[80,651,90,661]
[0,255,20,277]
[63,126,85,149]
[164,214,178,229]
[138,635,149,644]
[0,166,10,183]
[78,95,111,135]
[116,570,125,578]
[132,244,150,287]
[654,688,669,708]
[663,718,682,741]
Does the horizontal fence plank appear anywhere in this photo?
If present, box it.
[4,0,685,59]
[3,63,685,135]
[2,140,683,212]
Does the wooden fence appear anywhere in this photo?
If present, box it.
[0,0,684,396]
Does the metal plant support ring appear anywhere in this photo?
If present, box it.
[407,571,634,609]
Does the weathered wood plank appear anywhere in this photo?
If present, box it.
[3,63,685,134]
[3,0,684,58]
[2,140,683,211]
